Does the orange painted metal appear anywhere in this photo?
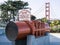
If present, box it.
[5,20,50,41]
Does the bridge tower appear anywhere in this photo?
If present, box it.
[45,2,50,20]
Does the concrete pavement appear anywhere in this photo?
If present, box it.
[0,29,60,45]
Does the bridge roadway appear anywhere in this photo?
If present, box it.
[0,29,60,45]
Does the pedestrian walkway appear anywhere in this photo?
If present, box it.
[50,33,60,45]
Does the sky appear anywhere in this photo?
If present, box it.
[0,0,60,20]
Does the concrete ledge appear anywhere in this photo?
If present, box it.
[27,34,50,45]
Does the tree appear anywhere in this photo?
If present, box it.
[0,3,10,22]
[31,15,36,20]
[54,20,59,25]
[50,20,60,32]
[41,17,48,23]
[0,1,29,22]
[9,1,28,21]
[54,20,60,32]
